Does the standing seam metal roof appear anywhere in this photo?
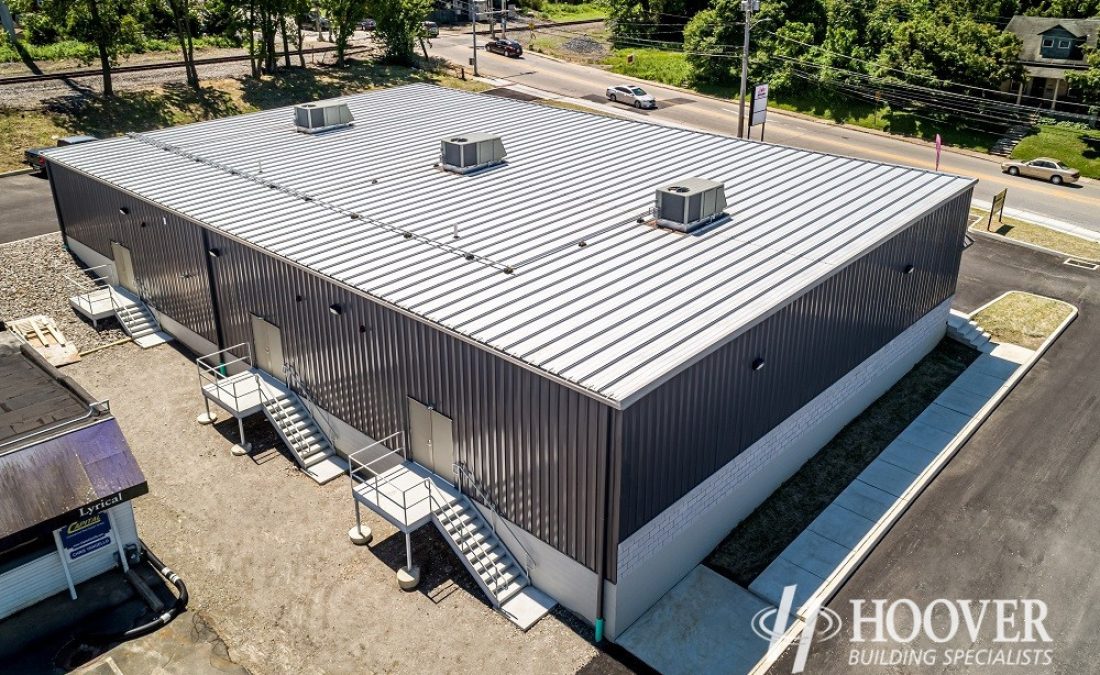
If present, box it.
[46,83,975,406]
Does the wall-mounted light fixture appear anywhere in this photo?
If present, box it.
[140,221,148,228]
[359,324,368,334]
[295,294,304,303]
[329,303,343,316]
[207,248,221,258]
[119,206,130,215]
[752,357,766,371]
[903,264,915,275]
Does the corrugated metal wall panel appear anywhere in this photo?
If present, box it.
[617,191,972,542]
[205,231,609,570]
[48,165,219,344]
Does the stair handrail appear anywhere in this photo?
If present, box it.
[282,362,337,445]
[427,483,508,598]
[257,375,319,464]
[452,461,533,578]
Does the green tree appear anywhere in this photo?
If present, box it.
[875,11,1023,89]
[368,0,429,65]
[34,0,144,96]
[323,0,368,65]
[161,0,200,87]
[1066,46,1100,105]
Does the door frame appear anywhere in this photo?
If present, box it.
[110,241,137,293]
[250,314,286,381]
[407,397,456,485]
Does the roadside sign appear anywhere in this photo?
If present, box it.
[988,189,1007,231]
[750,84,768,127]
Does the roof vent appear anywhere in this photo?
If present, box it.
[655,179,728,232]
[440,133,506,174]
[293,102,354,134]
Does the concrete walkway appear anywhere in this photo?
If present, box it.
[616,339,1037,675]
[749,343,1032,615]
[617,566,772,675]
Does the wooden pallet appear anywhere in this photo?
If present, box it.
[8,315,80,366]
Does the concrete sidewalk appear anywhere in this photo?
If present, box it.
[749,344,1031,615]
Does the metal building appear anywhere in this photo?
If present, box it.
[44,84,975,637]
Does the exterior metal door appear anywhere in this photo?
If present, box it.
[111,242,137,293]
[251,315,285,381]
[407,397,455,484]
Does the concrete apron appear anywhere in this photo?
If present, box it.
[616,305,1076,675]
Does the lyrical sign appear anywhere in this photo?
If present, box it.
[750,84,769,127]
[60,513,113,560]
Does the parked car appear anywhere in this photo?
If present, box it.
[1000,157,1080,185]
[421,21,439,38]
[358,18,376,30]
[24,135,98,176]
[606,84,656,109]
[485,38,523,58]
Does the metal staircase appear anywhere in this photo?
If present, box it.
[116,302,160,339]
[258,378,346,484]
[433,494,530,606]
[428,462,555,628]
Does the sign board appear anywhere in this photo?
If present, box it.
[750,84,769,127]
[988,188,1007,231]
[59,513,113,560]
[935,133,942,171]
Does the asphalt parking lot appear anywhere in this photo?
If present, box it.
[1,173,58,244]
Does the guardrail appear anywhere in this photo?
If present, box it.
[65,264,117,317]
[195,343,260,411]
[348,432,433,526]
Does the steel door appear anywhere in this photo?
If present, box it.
[111,242,137,293]
[407,397,456,484]
[251,315,285,381]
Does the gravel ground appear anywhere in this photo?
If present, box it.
[63,342,614,674]
[563,36,607,56]
[0,232,126,351]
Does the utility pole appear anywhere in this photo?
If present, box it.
[737,0,759,139]
[470,0,479,77]
[502,0,508,39]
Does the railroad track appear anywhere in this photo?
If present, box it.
[0,45,370,86]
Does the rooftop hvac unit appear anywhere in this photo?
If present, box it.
[655,179,728,232]
[293,102,354,134]
[440,134,506,174]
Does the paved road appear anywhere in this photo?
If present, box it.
[771,237,1100,673]
[431,28,1100,233]
[1,173,58,243]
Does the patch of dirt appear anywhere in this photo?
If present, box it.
[60,341,602,674]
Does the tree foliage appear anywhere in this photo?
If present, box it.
[369,0,430,65]
[1065,46,1100,106]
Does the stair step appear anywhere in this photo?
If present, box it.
[301,447,333,467]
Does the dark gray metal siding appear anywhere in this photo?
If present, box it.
[49,164,612,572]
[205,231,610,569]
[49,164,219,344]
[615,190,973,544]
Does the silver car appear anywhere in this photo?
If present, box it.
[1000,157,1080,185]
[606,84,656,109]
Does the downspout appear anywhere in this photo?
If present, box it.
[200,228,227,354]
[594,405,616,642]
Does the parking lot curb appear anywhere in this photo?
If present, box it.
[0,168,34,178]
[748,297,1078,675]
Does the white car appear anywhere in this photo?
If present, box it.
[606,84,657,109]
